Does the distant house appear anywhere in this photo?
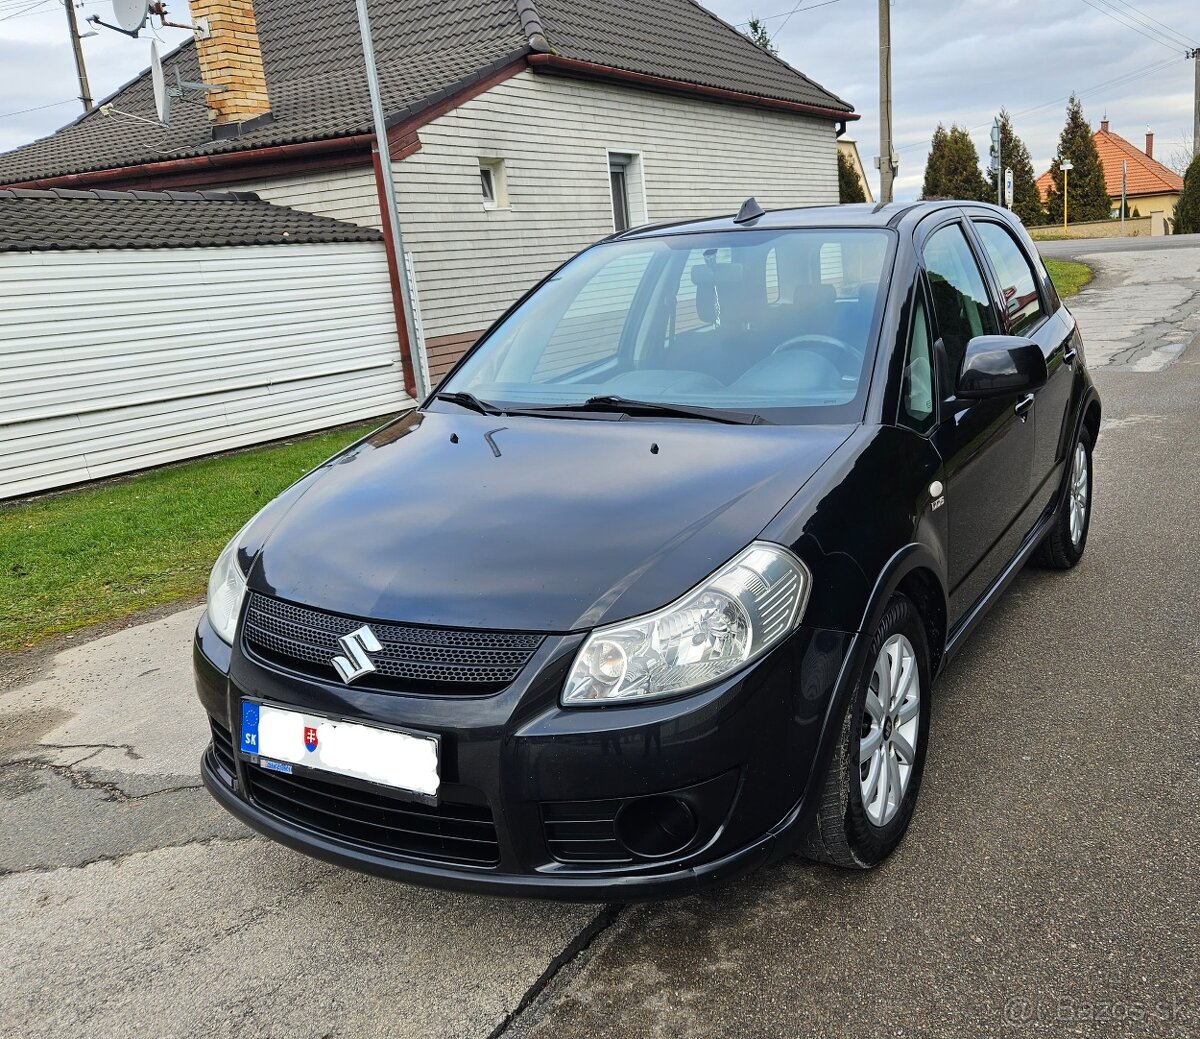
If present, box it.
[0,0,858,391]
[1036,121,1182,223]
[836,139,874,202]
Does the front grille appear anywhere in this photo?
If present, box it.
[242,593,544,694]
[542,799,633,864]
[209,717,237,781]
[246,765,500,866]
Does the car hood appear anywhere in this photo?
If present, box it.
[250,409,852,632]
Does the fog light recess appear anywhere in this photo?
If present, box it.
[614,795,698,859]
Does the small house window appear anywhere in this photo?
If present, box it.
[607,152,645,232]
[478,158,507,209]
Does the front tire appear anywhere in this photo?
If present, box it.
[1034,425,1093,570]
[803,594,931,869]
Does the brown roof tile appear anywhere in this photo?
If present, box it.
[0,0,853,186]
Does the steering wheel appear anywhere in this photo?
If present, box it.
[771,334,860,376]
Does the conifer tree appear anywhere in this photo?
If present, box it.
[838,151,867,203]
[985,109,1044,225]
[1044,96,1111,225]
[1173,151,1200,234]
[922,124,988,202]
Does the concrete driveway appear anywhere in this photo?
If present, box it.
[3,243,1199,1038]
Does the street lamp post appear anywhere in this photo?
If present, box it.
[1060,159,1074,235]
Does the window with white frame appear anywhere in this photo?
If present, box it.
[607,152,645,232]
[478,158,508,209]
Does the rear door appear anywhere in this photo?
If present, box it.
[968,216,1076,511]
[919,215,1036,624]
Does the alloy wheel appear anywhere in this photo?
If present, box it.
[1069,441,1089,548]
[859,633,921,827]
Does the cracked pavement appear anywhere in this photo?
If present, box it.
[2,239,1199,1038]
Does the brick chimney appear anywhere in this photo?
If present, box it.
[189,0,271,127]
[1100,118,1110,133]
[1145,127,1154,159]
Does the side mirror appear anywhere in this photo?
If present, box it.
[956,335,1048,399]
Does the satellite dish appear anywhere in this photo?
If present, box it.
[112,0,148,33]
[150,41,170,124]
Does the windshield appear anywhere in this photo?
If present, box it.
[440,227,894,424]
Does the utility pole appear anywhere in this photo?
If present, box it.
[353,0,428,399]
[63,0,93,112]
[876,0,896,203]
[1190,48,1199,161]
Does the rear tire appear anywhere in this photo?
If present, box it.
[803,594,931,869]
[1034,425,1093,570]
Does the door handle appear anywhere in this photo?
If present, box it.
[1063,345,1078,365]
[1014,393,1035,419]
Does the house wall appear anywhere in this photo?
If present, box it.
[233,69,839,379]
[0,242,412,500]
[1112,191,1179,220]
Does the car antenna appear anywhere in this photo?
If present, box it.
[734,197,765,224]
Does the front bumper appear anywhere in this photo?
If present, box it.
[195,612,855,901]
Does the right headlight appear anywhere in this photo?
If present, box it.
[205,522,252,644]
[562,542,811,706]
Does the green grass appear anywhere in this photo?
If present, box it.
[0,422,380,652]
[1044,258,1093,297]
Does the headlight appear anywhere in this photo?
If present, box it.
[563,542,810,706]
[206,526,251,644]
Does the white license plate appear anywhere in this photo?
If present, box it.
[239,700,439,798]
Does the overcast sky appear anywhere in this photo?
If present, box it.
[1,0,1196,198]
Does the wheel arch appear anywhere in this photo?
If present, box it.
[1083,396,1101,446]
[859,544,949,679]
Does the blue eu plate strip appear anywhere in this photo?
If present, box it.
[240,700,260,755]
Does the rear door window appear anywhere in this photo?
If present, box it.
[972,221,1046,336]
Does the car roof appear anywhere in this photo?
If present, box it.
[616,200,1016,240]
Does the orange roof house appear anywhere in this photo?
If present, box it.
[1037,121,1183,218]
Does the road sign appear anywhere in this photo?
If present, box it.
[1004,167,1014,208]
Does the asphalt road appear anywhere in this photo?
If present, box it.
[3,245,1199,1038]
[1037,233,1200,258]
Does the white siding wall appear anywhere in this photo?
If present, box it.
[0,242,412,499]
[233,166,383,230]
[403,71,838,340]
[228,70,839,352]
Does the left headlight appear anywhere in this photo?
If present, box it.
[563,542,811,706]
[206,525,251,644]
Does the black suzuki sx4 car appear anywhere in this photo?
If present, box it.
[196,200,1100,899]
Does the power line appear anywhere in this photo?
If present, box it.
[0,98,75,119]
[1076,0,1187,54]
[0,0,53,20]
[736,0,843,30]
[1102,0,1197,49]
[895,55,1181,154]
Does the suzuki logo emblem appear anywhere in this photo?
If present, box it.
[331,625,382,684]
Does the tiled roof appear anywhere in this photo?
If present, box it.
[0,187,384,251]
[1036,126,1184,202]
[0,0,853,187]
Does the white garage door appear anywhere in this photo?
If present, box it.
[0,242,413,499]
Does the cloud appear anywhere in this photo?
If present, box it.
[715,0,1197,195]
[1,0,1195,194]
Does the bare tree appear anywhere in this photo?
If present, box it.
[1166,131,1195,177]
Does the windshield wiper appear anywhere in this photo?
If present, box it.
[572,395,762,425]
[433,391,504,415]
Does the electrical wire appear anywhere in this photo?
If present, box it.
[736,0,843,30]
[0,98,75,119]
[1093,0,1197,49]
[0,0,53,20]
[1076,0,1188,54]
[894,54,1181,155]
